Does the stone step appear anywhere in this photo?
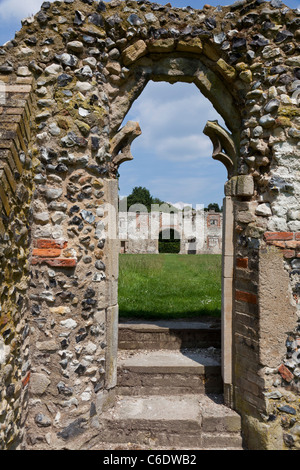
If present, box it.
[118,319,221,350]
[98,394,243,449]
[117,349,223,395]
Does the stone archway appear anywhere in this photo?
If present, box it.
[0,0,299,451]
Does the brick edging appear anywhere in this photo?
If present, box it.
[31,239,77,268]
[264,232,300,259]
[0,80,33,225]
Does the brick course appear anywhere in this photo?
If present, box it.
[264,232,300,258]
[31,239,77,267]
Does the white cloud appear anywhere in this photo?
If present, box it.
[0,0,46,22]
[120,81,228,206]
[155,134,212,162]
[126,81,223,166]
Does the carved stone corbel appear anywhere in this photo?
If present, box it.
[110,121,142,168]
[203,120,237,178]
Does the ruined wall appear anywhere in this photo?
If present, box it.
[0,0,299,450]
[119,210,223,254]
[0,80,34,448]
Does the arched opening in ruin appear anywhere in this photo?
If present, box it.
[158,228,181,254]
[115,68,238,404]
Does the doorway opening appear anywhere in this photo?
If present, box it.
[116,79,234,406]
[159,228,181,254]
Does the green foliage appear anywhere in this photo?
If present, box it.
[204,203,222,212]
[118,254,222,319]
[159,241,181,253]
[127,186,153,212]
[159,228,181,253]
[124,186,179,212]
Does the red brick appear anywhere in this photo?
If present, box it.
[295,232,300,241]
[264,231,293,241]
[22,372,30,388]
[31,258,77,268]
[278,364,294,383]
[283,250,295,259]
[236,258,248,269]
[32,248,61,258]
[267,240,286,248]
[235,290,258,305]
[286,240,300,249]
[35,239,67,249]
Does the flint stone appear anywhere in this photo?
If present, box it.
[74,10,85,26]
[232,37,247,50]
[83,57,97,69]
[97,1,106,11]
[106,14,122,27]
[145,13,158,23]
[31,373,51,395]
[127,14,144,26]
[264,99,280,113]
[34,212,50,224]
[60,319,78,329]
[278,405,297,415]
[262,46,281,58]
[67,41,84,53]
[75,81,93,93]
[93,272,106,282]
[205,17,217,30]
[45,63,63,75]
[291,259,300,270]
[36,11,49,25]
[45,188,63,201]
[255,203,272,216]
[35,413,52,427]
[250,34,269,48]
[49,123,61,136]
[75,65,93,80]
[95,260,106,271]
[0,338,10,365]
[55,53,78,67]
[81,210,95,224]
[57,418,87,441]
[259,114,276,128]
[214,32,226,44]
[17,66,31,76]
[0,64,14,73]
[253,126,263,137]
[88,13,104,27]
[275,30,294,43]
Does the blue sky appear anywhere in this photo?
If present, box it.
[0,0,299,208]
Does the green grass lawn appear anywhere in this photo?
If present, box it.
[118,254,222,320]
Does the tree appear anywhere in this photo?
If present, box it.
[205,203,221,213]
[124,186,181,213]
[126,186,153,212]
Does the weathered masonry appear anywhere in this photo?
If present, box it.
[119,210,223,254]
[0,0,300,450]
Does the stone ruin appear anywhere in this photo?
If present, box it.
[119,210,223,254]
[0,0,299,450]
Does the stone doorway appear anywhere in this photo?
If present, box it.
[115,75,237,407]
